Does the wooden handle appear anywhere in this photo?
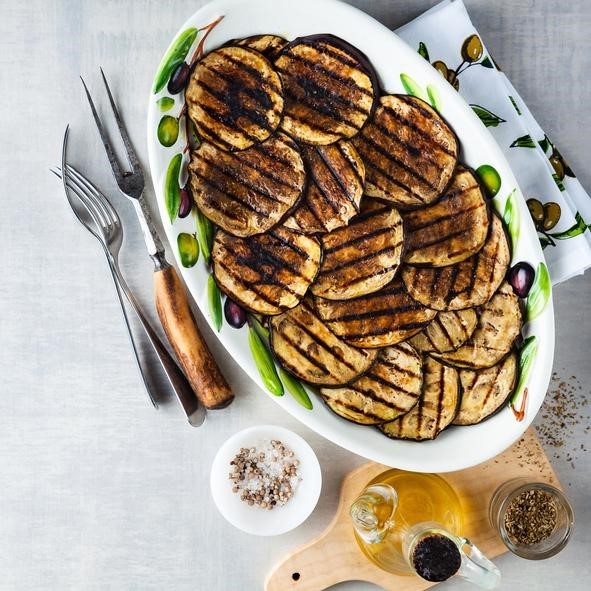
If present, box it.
[154,265,233,409]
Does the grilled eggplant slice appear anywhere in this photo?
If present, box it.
[315,278,436,348]
[352,95,458,209]
[286,141,365,234]
[212,225,321,315]
[229,35,288,59]
[269,298,378,386]
[453,352,518,425]
[409,309,478,354]
[402,214,510,310]
[403,167,489,266]
[320,343,423,425]
[189,133,305,237]
[275,34,378,145]
[378,357,459,441]
[430,282,522,369]
[186,46,283,151]
[310,202,404,300]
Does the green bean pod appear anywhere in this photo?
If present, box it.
[208,275,223,332]
[248,326,283,396]
[278,367,312,409]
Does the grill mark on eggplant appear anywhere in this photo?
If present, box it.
[435,365,445,433]
[198,70,281,132]
[381,103,456,157]
[255,141,302,168]
[337,142,365,189]
[279,334,332,374]
[303,39,365,69]
[221,146,301,192]
[201,62,282,112]
[322,222,402,255]
[350,384,410,414]
[190,168,268,215]
[221,52,283,95]
[345,321,428,340]
[281,83,361,133]
[379,358,423,380]
[287,313,361,373]
[197,101,264,143]
[482,363,503,407]
[324,244,402,274]
[313,146,358,207]
[199,154,291,205]
[276,54,373,108]
[364,373,421,402]
[216,243,306,296]
[356,130,439,191]
[267,229,310,259]
[215,259,291,308]
[323,301,423,324]
[331,400,387,422]
[405,195,481,233]
[435,316,454,350]
[408,226,473,251]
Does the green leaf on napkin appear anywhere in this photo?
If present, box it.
[552,173,565,191]
[207,275,223,332]
[510,335,538,405]
[418,41,430,61]
[510,134,536,149]
[502,189,520,248]
[153,27,198,93]
[400,73,428,101]
[471,104,506,127]
[164,153,182,223]
[538,135,551,154]
[479,56,494,68]
[508,95,522,115]
[526,262,550,322]
[278,368,313,409]
[248,325,283,396]
[549,211,588,240]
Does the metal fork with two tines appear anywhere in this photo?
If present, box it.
[52,129,205,426]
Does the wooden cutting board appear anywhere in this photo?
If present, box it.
[266,428,559,591]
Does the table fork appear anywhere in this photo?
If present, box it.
[52,128,205,426]
[81,69,233,410]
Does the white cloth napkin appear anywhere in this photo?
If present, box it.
[395,0,591,284]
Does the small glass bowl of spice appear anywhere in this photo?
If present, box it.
[489,479,574,559]
[210,425,322,536]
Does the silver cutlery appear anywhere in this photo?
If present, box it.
[53,132,205,426]
[81,69,233,410]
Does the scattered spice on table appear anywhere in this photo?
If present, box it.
[504,489,558,545]
[229,440,301,510]
[534,372,590,468]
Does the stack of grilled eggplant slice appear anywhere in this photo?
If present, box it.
[186,32,523,442]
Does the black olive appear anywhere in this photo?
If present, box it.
[508,262,535,298]
[224,298,247,328]
[167,62,191,95]
[178,187,192,218]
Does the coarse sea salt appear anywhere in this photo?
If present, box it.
[228,439,301,510]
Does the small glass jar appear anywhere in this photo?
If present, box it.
[489,478,574,560]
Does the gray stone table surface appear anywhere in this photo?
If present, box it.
[0,0,589,589]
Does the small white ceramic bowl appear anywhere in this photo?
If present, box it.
[210,425,322,536]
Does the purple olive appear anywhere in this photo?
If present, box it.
[224,298,247,328]
[178,187,192,218]
[167,62,191,94]
[508,262,535,298]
